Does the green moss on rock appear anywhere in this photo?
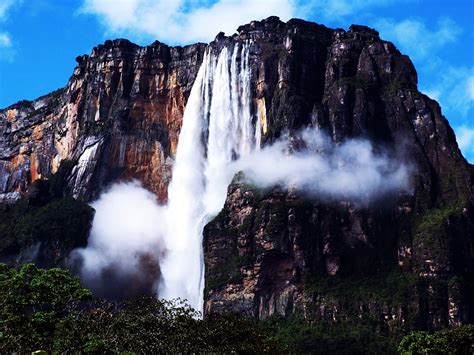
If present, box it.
[0,160,94,263]
[412,202,465,252]
[206,255,251,291]
[304,270,422,306]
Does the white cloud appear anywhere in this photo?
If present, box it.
[376,17,461,60]
[297,0,400,20]
[0,0,19,61]
[455,126,474,152]
[468,76,474,100]
[0,31,10,47]
[81,0,414,43]
[423,67,474,117]
[455,125,474,162]
[81,0,296,44]
[0,0,16,20]
[71,181,166,298]
[234,128,412,203]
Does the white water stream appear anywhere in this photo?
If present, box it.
[76,39,411,316]
[159,41,259,313]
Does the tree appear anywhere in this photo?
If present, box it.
[0,263,282,352]
[398,325,474,355]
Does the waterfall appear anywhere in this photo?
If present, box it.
[75,40,411,311]
[159,41,258,313]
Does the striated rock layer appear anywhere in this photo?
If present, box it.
[1,17,473,332]
[0,39,206,201]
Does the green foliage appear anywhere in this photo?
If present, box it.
[413,203,464,243]
[0,197,94,256]
[54,304,282,353]
[300,270,432,352]
[262,314,396,354]
[0,264,283,353]
[0,198,31,254]
[199,313,282,352]
[0,159,94,257]
[18,198,93,244]
[206,255,250,290]
[411,202,465,261]
[1,264,471,353]
[305,270,421,306]
[0,263,92,352]
[439,164,470,201]
[398,325,474,355]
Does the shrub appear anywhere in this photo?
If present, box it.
[398,325,474,355]
[0,264,283,353]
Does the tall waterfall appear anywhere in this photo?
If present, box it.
[159,41,259,313]
[75,40,411,313]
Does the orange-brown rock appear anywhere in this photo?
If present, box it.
[0,39,206,202]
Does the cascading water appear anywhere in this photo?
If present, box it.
[75,39,410,313]
[159,41,259,313]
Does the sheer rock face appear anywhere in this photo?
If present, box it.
[203,18,474,330]
[0,39,206,201]
[1,17,473,330]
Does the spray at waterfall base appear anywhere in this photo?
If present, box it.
[71,42,411,313]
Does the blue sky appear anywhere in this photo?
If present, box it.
[0,0,473,159]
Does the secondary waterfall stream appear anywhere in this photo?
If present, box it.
[159,41,259,313]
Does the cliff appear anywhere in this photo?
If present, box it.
[0,39,206,202]
[1,16,473,335]
[202,18,474,332]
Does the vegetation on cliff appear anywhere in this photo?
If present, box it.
[0,161,94,265]
[0,197,93,257]
[398,325,474,355]
[0,263,472,353]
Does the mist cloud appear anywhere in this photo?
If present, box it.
[70,181,166,299]
[72,127,412,301]
[234,128,411,203]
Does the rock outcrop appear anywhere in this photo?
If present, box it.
[1,16,473,334]
[0,39,206,202]
[202,18,474,332]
